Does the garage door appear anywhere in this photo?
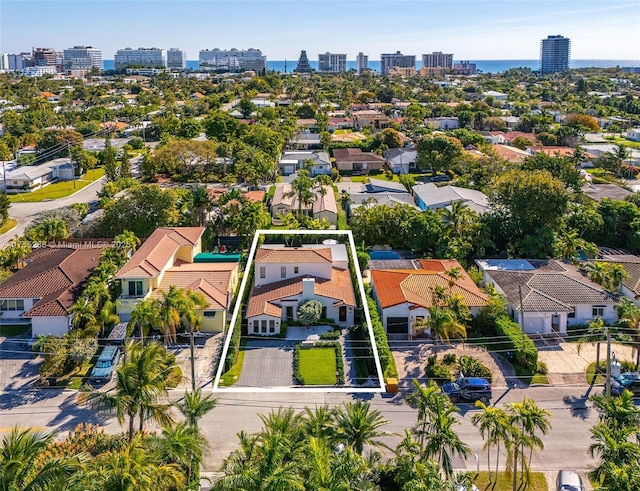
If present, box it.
[523,317,545,334]
[284,165,295,175]
[387,317,409,334]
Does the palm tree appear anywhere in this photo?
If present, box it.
[73,435,184,491]
[97,299,119,338]
[190,185,212,227]
[129,298,161,343]
[156,422,207,486]
[78,341,179,440]
[333,400,393,455]
[158,286,186,345]
[608,263,630,292]
[590,391,640,433]
[286,168,315,218]
[472,401,510,482]
[606,145,631,177]
[426,306,467,353]
[586,261,610,287]
[406,379,440,451]
[615,297,640,369]
[174,388,217,430]
[506,398,551,489]
[0,426,84,490]
[588,423,640,488]
[114,230,141,256]
[69,297,98,332]
[303,405,336,441]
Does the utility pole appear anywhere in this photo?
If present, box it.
[605,326,611,397]
[189,328,196,392]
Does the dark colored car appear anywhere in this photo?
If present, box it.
[441,377,492,404]
[610,372,640,397]
[89,346,121,384]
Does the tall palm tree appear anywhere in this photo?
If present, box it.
[426,306,467,353]
[78,341,179,440]
[155,422,207,486]
[0,426,85,491]
[174,388,217,430]
[303,405,336,441]
[590,391,640,433]
[407,380,441,451]
[97,299,119,338]
[333,400,393,455]
[608,263,630,292]
[606,145,631,177]
[286,169,315,218]
[472,401,510,482]
[615,297,640,369]
[190,185,213,227]
[69,298,98,332]
[418,390,471,478]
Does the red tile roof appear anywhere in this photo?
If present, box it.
[116,227,205,278]
[371,260,488,310]
[0,247,106,318]
[247,268,355,318]
[255,247,332,264]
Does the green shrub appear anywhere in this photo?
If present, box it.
[356,251,370,272]
[536,361,548,375]
[320,330,341,340]
[458,355,492,383]
[494,316,538,372]
[366,295,397,378]
[425,363,452,386]
[443,353,457,365]
[223,314,242,372]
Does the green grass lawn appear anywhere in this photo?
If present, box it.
[0,324,31,336]
[604,136,640,150]
[473,471,547,491]
[68,360,93,390]
[586,361,606,385]
[297,347,337,385]
[0,218,17,234]
[219,341,247,387]
[9,168,105,203]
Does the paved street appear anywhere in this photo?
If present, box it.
[0,176,106,246]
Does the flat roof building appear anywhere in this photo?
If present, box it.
[199,48,266,72]
[422,51,453,69]
[63,46,102,72]
[167,48,187,70]
[318,52,346,73]
[540,35,570,74]
[380,51,415,76]
[114,47,166,71]
[356,52,368,74]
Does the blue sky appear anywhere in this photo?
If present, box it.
[1,0,639,60]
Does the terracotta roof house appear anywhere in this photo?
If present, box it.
[491,144,530,163]
[352,110,390,132]
[271,184,338,225]
[246,244,356,335]
[333,148,385,173]
[370,259,487,335]
[115,227,239,332]
[476,259,617,335]
[0,246,108,337]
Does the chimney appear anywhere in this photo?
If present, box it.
[302,277,315,299]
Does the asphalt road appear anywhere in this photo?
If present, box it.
[0,383,607,477]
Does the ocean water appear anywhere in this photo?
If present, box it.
[102,59,639,74]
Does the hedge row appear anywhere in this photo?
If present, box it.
[223,314,242,372]
[366,295,398,379]
[495,316,538,372]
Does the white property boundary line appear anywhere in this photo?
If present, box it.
[212,229,385,393]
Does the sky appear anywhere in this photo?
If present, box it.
[1,0,639,61]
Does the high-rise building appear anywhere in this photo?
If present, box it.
[199,48,266,72]
[114,47,166,70]
[32,47,60,71]
[318,52,346,73]
[356,52,368,74]
[63,46,102,72]
[380,51,415,76]
[8,52,32,70]
[167,48,187,70]
[422,51,453,69]
[453,60,477,75]
[0,53,8,71]
[540,35,570,74]
[294,50,313,73]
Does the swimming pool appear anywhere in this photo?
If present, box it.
[369,251,401,260]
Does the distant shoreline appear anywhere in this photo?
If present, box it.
[102,59,640,74]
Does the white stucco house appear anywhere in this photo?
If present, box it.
[626,127,640,142]
[476,259,618,335]
[246,244,356,335]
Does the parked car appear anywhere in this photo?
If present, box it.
[610,372,640,397]
[441,377,491,404]
[556,470,584,491]
[89,345,121,384]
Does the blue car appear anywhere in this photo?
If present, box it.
[89,346,121,384]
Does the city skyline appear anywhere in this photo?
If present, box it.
[0,0,639,61]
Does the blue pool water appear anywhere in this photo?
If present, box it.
[369,251,401,260]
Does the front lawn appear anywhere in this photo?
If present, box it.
[473,471,547,491]
[296,346,337,385]
[0,218,17,234]
[9,168,105,202]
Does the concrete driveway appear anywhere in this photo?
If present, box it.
[0,335,41,392]
[236,339,296,388]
